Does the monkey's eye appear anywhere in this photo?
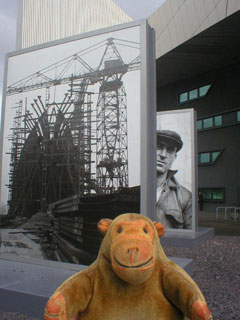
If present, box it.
[117,227,122,233]
[143,228,148,234]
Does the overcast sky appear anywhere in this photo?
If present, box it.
[0,0,165,123]
[114,0,165,20]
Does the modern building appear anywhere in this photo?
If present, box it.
[16,0,132,49]
[148,0,240,211]
[14,0,240,211]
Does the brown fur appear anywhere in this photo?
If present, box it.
[44,213,212,320]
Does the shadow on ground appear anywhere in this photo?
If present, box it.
[198,210,240,236]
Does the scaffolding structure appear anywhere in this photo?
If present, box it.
[5,38,140,217]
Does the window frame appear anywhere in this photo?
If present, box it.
[198,149,223,166]
[198,187,225,203]
[178,83,212,104]
[197,115,223,131]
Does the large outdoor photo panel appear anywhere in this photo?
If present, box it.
[156,109,197,232]
[0,21,155,264]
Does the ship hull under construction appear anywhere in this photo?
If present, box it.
[49,186,140,265]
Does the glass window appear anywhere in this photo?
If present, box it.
[199,84,211,97]
[237,111,240,122]
[203,191,212,200]
[197,120,202,130]
[212,151,220,162]
[189,89,198,100]
[214,115,222,126]
[198,150,223,165]
[179,92,188,103]
[213,190,224,200]
[179,83,212,104]
[200,188,225,202]
[200,153,210,163]
[203,118,213,128]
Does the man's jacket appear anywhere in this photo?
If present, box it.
[156,170,192,229]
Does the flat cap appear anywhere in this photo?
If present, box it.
[157,129,183,152]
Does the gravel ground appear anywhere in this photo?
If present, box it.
[164,236,240,320]
[0,235,239,320]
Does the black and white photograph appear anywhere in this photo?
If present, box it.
[156,109,196,231]
[0,22,154,265]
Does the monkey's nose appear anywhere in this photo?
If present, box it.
[127,248,139,264]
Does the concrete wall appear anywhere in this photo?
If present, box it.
[17,0,132,49]
[157,63,240,210]
[148,0,240,59]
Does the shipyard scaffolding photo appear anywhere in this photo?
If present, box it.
[1,25,145,264]
[7,37,140,217]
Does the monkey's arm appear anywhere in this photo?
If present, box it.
[44,268,94,320]
[162,263,213,320]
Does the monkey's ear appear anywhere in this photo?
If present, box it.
[98,219,113,234]
[153,222,165,238]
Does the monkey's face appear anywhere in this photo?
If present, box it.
[98,214,164,285]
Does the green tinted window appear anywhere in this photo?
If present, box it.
[198,150,222,165]
[197,120,202,130]
[179,83,212,103]
[203,118,213,128]
[213,191,224,200]
[199,84,211,97]
[203,191,212,200]
[200,153,210,163]
[179,92,188,103]
[237,111,240,122]
[212,151,220,162]
[189,89,198,100]
[200,188,224,202]
[214,115,222,126]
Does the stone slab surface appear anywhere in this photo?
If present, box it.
[161,227,214,248]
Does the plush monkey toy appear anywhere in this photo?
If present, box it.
[44,213,213,320]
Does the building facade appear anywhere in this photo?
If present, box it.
[148,0,240,211]
[156,61,240,211]
[16,0,132,49]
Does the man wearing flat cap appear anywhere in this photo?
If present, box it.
[156,129,192,229]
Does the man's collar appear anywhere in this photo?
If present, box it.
[167,169,177,179]
[167,170,178,188]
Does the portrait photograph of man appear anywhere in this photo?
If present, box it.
[156,110,196,230]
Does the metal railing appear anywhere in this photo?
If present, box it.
[216,207,240,222]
